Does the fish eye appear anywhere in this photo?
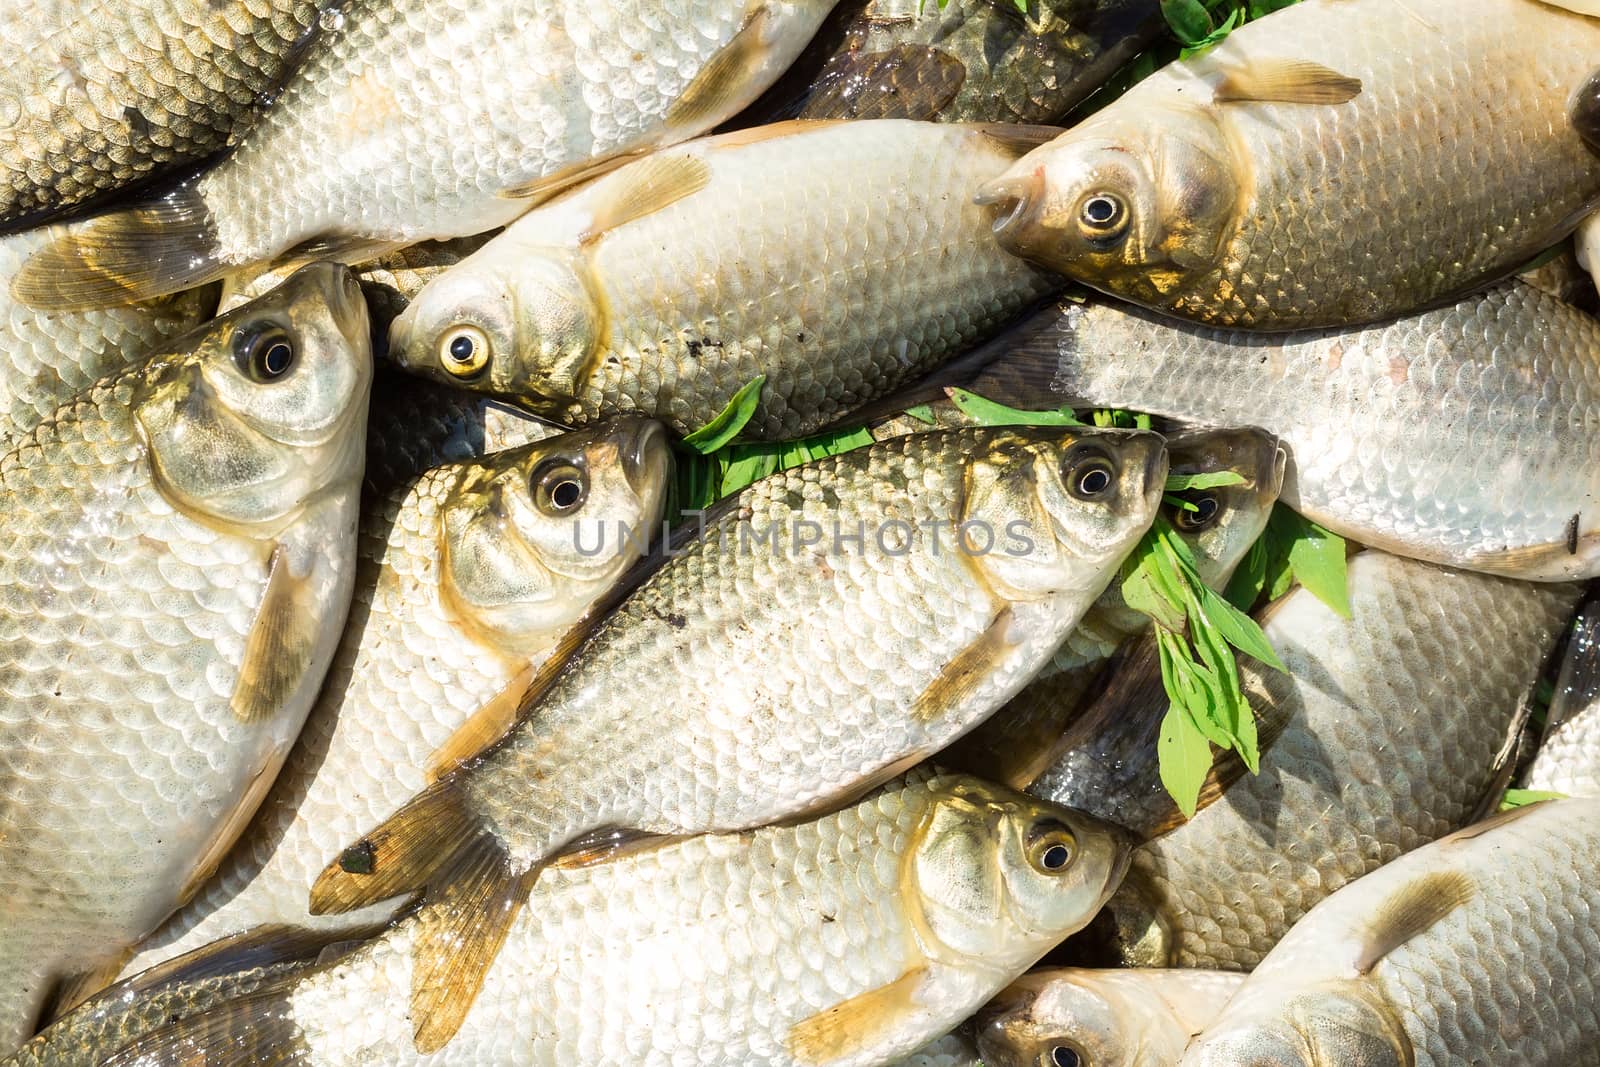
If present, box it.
[1076,191,1129,243]
[1047,1046,1084,1067]
[1026,820,1077,874]
[1064,448,1117,501]
[531,461,588,515]
[234,325,296,382]
[439,324,491,378]
[1172,494,1222,531]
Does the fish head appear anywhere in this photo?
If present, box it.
[1181,982,1412,1067]
[1162,427,1286,588]
[134,261,372,532]
[437,417,672,654]
[978,113,1237,305]
[906,776,1132,969]
[386,251,599,404]
[961,427,1166,602]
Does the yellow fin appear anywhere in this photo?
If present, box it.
[548,826,686,870]
[1538,0,1600,15]
[1352,870,1475,974]
[785,966,928,1065]
[979,123,1068,161]
[1211,58,1362,105]
[44,951,133,1023]
[708,118,846,149]
[579,152,713,245]
[424,663,537,784]
[665,5,776,130]
[1448,800,1553,842]
[178,750,294,905]
[496,151,642,205]
[1461,527,1596,579]
[911,608,1016,722]
[230,544,318,724]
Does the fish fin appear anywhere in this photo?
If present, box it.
[1571,67,1600,154]
[10,179,227,311]
[548,826,686,870]
[912,608,1018,722]
[1458,531,1598,580]
[1351,871,1475,974]
[1448,799,1554,841]
[978,123,1068,161]
[275,234,408,272]
[1468,682,1540,824]
[230,544,319,724]
[496,151,644,204]
[42,951,133,1023]
[797,45,967,121]
[102,983,314,1067]
[1211,59,1362,106]
[1542,597,1600,739]
[178,748,297,905]
[784,966,929,1065]
[579,152,713,245]
[665,4,777,131]
[120,923,385,998]
[309,777,536,1053]
[424,662,537,783]
[708,118,847,148]
[1538,0,1600,16]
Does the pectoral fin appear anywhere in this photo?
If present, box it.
[1212,59,1362,105]
[231,544,319,724]
[785,966,928,1065]
[43,951,133,1023]
[665,5,777,131]
[911,608,1017,723]
[424,663,536,783]
[1351,871,1475,974]
[579,153,713,245]
[1538,0,1600,16]
[979,123,1068,161]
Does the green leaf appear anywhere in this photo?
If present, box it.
[947,388,1083,427]
[1196,585,1286,673]
[903,405,937,426]
[1500,788,1567,811]
[682,375,766,454]
[1223,536,1270,611]
[1165,471,1247,492]
[1161,0,1215,44]
[1157,703,1213,819]
[1222,504,1350,617]
[1284,516,1351,618]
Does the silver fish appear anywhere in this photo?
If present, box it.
[1524,594,1600,798]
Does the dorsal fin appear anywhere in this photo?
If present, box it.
[1211,58,1362,106]
[1351,870,1475,974]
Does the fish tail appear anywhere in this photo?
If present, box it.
[9,178,228,312]
[310,776,540,1054]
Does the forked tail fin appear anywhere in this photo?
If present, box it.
[309,775,539,1054]
[10,179,228,312]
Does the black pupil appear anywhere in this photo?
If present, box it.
[1191,496,1220,522]
[262,341,292,376]
[449,335,476,363]
[550,479,581,509]
[1042,843,1071,870]
[1079,467,1111,496]
[1084,196,1117,224]
[1052,1047,1081,1067]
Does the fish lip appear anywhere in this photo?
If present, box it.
[614,417,670,497]
[976,169,1044,241]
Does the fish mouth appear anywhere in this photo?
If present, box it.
[612,417,671,499]
[975,168,1045,243]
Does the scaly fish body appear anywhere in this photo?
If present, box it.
[1181,799,1600,1067]
[122,419,673,976]
[1525,594,1600,798]
[0,262,371,1052]
[981,0,1600,329]
[388,120,1059,438]
[977,967,1244,1067]
[13,0,839,310]
[0,0,320,227]
[306,425,1163,1052]
[92,773,1132,1066]
[1044,551,1578,972]
[0,228,213,444]
[973,285,1600,580]
[737,0,1161,124]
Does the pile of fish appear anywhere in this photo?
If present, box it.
[0,0,1597,1062]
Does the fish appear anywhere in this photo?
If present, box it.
[0,261,372,1052]
[0,227,214,444]
[306,424,1165,1052]
[1518,239,1599,314]
[976,967,1245,1067]
[0,0,322,229]
[11,0,841,311]
[1033,550,1579,972]
[1180,798,1600,1067]
[942,426,1284,789]
[970,284,1600,580]
[1523,593,1600,798]
[76,772,1133,1066]
[120,418,674,979]
[386,120,1061,439]
[889,1033,984,1067]
[733,0,1162,125]
[976,0,1600,330]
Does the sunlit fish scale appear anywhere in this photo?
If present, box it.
[387,120,1060,439]
[11,0,841,311]
[1525,593,1600,798]
[92,772,1132,1067]
[300,425,1164,1053]
[1035,551,1578,972]
[1181,798,1600,1067]
[121,419,672,979]
[980,0,1600,329]
[0,262,371,1054]
[0,228,213,446]
[0,0,321,228]
[735,0,1162,125]
[972,284,1600,580]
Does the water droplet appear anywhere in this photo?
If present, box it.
[318,8,345,33]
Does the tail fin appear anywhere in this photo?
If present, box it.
[309,776,538,1054]
[10,179,227,312]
